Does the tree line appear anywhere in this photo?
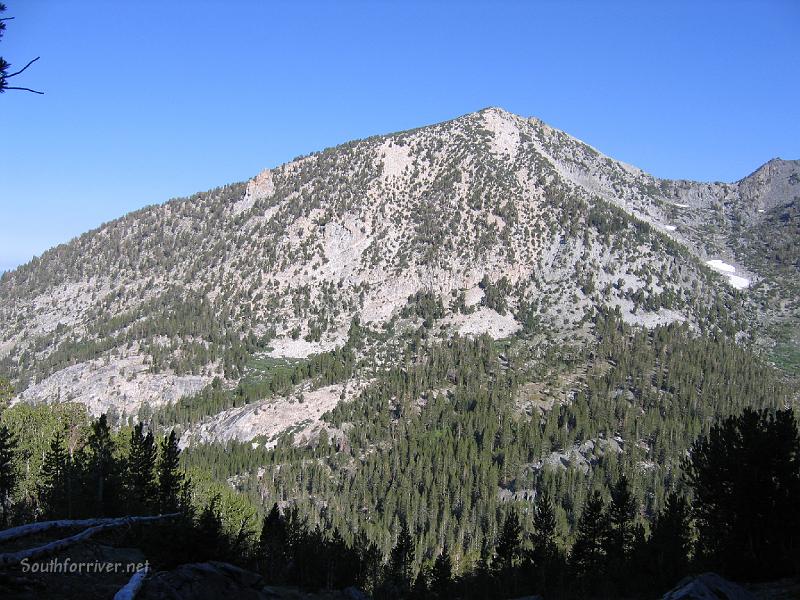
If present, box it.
[3,404,794,598]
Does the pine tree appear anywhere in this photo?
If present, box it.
[530,491,560,593]
[0,378,12,414]
[571,490,609,579]
[604,475,638,592]
[685,408,800,579]
[126,423,157,514]
[385,521,415,595]
[157,429,183,514]
[431,547,453,599]
[39,430,70,519]
[196,494,226,560]
[355,531,383,595]
[85,413,121,516]
[475,533,494,592]
[532,492,558,564]
[0,424,17,527]
[647,491,692,590]
[259,503,288,583]
[495,508,522,573]
[606,475,636,565]
[495,508,523,597]
[410,563,430,599]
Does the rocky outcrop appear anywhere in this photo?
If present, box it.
[138,561,266,600]
[663,572,756,600]
[137,561,368,600]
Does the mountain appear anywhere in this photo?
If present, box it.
[2,108,799,591]
[0,107,798,436]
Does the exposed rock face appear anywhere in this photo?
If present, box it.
[1,107,797,443]
[179,381,366,449]
[14,353,212,418]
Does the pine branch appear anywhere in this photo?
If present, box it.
[3,85,44,94]
[5,55,39,78]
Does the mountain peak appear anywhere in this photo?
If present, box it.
[2,109,795,422]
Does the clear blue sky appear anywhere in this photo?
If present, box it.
[1,1,798,273]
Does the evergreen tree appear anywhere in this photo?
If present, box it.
[684,408,800,579]
[606,474,637,582]
[496,508,523,573]
[283,504,306,581]
[39,430,70,519]
[530,491,560,592]
[410,563,430,600]
[430,547,453,599]
[0,424,17,527]
[0,377,12,414]
[495,508,523,597]
[571,490,609,579]
[385,521,415,596]
[195,494,226,560]
[157,429,183,514]
[474,534,494,595]
[355,531,383,595]
[259,503,288,583]
[325,528,359,590]
[86,413,120,516]
[126,423,157,514]
[86,414,120,516]
[647,491,692,590]
[531,492,558,564]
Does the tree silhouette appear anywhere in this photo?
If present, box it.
[0,3,43,94]
[647,491,692,590]
[495,508,523,595]
[384,520,415,596]
[0,424,17,526]
[430,546,453,599]
[571,490,609,579]
[39,429,70,519]
[607,476,636,558]
[0,377,13,413]
[86,413,121,516]
[157,430,184,513]
[530,491,561,592]
[127,423,157,514]
[685,408,800,579]
[258,503,288,583]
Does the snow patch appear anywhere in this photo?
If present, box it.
[663,225,677,232]
[705,259,750,290]
[728,275,750,290]
[705,259,736,273]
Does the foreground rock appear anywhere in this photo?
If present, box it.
[663,572,756,600]
[138,561,367,600]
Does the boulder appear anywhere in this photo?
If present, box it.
[138,561,266,600]
[663,572,756,600]
[137,562,370,600]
